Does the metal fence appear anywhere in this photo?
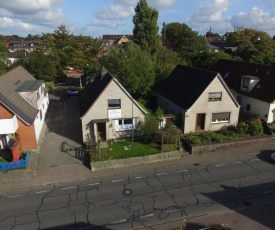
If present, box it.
[0,150,30,172]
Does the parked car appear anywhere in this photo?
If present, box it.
[271,152,275,162]
[67,88,78,96]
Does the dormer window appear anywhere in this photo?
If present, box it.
[242,78,250,88]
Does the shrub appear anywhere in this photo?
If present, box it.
[236,121,249,134]
[247,117,263,136]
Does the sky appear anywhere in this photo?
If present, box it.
[0,0,275,38]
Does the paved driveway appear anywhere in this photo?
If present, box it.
[37,86,87,170]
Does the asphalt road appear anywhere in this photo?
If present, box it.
[0,154,275,230]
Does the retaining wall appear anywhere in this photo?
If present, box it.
[90,151,182,171]
[184,135,275,155]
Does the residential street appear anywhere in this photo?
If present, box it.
[0,86,275,230]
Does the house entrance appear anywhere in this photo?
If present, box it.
[195,113,205,131]
[97,122,106,141]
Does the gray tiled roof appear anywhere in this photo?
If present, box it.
[0,66,39,125]
[16,80,43,92]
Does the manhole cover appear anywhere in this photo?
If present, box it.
[122,189,133,196]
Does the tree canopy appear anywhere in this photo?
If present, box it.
[227,28,275,64]
[133,0,160,54]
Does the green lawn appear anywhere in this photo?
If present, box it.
[0,157,8,163]
[91,140,161,161]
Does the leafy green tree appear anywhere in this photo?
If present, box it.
[133,0,160,54]
[0,40,8,74]
[138,107,163,142]
[155,46,184,88]
[227,28,275,64]
[162,22,208,64]
[205,31,220,37]
[101,42,155,99]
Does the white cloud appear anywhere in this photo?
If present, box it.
[148,0,176,9]
[89,19,121,28]
[189,0,229,23]
[0,0,65,34]
[96,5,134,19]
[231,7,275,31]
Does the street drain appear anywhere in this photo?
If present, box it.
[243,201,251,207]
[122,189,133,196]
[193,163,199,166]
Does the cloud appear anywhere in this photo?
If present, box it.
[96,5,134,19]
[89,19,121,28]
[148,0,176,9]
[231,7,275,31]
[189,0,229,23]
[0,0,66,34]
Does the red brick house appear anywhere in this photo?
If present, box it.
[0,66,49,150]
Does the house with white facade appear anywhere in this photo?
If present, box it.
[79,68,146,144]
[0,66,49,151]
[157,64,240,133]
[214,59,275,123]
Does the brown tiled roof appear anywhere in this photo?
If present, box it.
[0,66,39,124]
[158,65,220,110]
[213,59,275,103]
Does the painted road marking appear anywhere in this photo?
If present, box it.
[134,176,146,179]
[234,161,243,164]
[251,159,260,161]
[87,183,100,186]
[62,186,76,190]
[156,172,168,176]
[110,219,126,224]
[112,179,124,183]
[263,190,274,194]
[36,190,49,194]
[140,213,154,219]
[177,169,188,173]
[216,164,226,167]
[8,195,22,198]
[241,195,253,199]
[167,208,181,213]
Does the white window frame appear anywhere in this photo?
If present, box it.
[115,118,135,131]
[211,112,230,123]
[209,92,222,101]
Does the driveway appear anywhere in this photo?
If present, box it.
[37,86,87,170]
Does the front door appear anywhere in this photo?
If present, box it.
[97,123,106,141]
[195,114,205,131]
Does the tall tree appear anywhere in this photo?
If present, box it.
[162,22,208,65]
[0,40,8,74]
[227,28,275,64]
[101,42,155,99]
[133,0,160,54]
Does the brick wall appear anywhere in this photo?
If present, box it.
[0,103,13,118]
[17,118,37,150]
[0,103,37,150]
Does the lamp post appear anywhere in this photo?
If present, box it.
[131,97,134,148]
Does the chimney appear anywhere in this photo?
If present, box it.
[101,67,107,77]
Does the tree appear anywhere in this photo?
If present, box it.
[155,46,184,88]
[227,28,275,64]
[133,0,160,54]
[162,22,208,64]
[0,40,8,74]
[101,42,155,99]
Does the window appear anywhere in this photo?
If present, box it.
[242,78,250,88]
[40,110,42,120]
[115,119,134,131]
[37,91,40,100]
[237,96,242,105]
[211,113,230,123]
[108,99,121,109]
[209,92,222,101]
[246,104,251,111]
